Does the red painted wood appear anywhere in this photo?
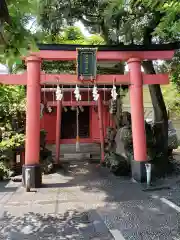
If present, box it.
[42,107,111,145]
[91,106,100,142]
[42,107,100,145]
[41,74,129,85]
[41,111,57,143]
[41,73,169,85]
[143,73,169,85]
[42,87,113,92]
[55,100,62,164]
[21,151,25,165]
[32,50,175,61]
[47,101,101,107]
[128,58,147,162]
[0,73,169,85]
[0,73,27,85]
[25,56,41,165]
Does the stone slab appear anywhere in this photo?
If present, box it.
[63,153,91,161]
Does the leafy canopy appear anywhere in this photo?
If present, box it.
[0,0,39,66]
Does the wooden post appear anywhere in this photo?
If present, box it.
[55,100,62,165]
[22,55,42,188]
[98,94,105,163]
[128,58,147,182]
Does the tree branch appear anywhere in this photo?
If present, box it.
[143,11,165,44]
[79,16,98,26]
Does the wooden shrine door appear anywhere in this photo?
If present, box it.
[61,106,90,139]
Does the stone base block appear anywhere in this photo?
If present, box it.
[22,164,42,188]
[131,160,147,182]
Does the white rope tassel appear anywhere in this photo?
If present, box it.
[111,85,118,101]
[40,103,44,118]
[56,85,63,101]
[92,85,99,101]
[74,85,81,101]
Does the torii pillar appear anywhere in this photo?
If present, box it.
[128,58,147,182]
[22,55,42,188]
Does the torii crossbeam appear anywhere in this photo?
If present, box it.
[0,72,169,85]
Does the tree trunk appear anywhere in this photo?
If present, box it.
[142,61,168,161]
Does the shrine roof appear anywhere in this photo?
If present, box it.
[37,42,180,51]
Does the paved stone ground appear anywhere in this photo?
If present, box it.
[1,162,180,239]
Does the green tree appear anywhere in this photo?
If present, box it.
[132,0,180,38]
[0,0,39,66]
[37,26,106,73]
[162,83,180,118]
[0,85,26,130]
[38,0,180,159]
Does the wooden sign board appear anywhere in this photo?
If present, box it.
[77,48,97,80]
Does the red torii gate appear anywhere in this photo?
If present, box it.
[0,43,176,188]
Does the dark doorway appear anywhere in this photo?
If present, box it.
[61,107,90,139]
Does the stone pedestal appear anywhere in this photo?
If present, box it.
[131,160,146,182]
[22,164,42,188]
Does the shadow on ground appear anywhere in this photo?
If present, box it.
[42,162,148,203]
[0,181,18,193]
[2,161,180,239]
[0,209,113,240]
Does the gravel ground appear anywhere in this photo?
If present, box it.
[1,161,180,239]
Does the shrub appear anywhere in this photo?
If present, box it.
[0,133,25,179]
[0,133,25,152]
[0,161,12,180]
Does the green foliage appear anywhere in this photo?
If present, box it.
[0,84,25,178]
[1,0,39,65]
[60,26,85,41]
[162,83,180,117]
[0,133,25,180]
[153,54,180,117]
[132,0,180,38]
[0,133,25,152]
[2,18,34,66]
[1,0,180,67]
[169,52,180,91]
[40,26,106,73]
[0,85,26,129]
[86,35,105,45]
[0,161,12,180]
